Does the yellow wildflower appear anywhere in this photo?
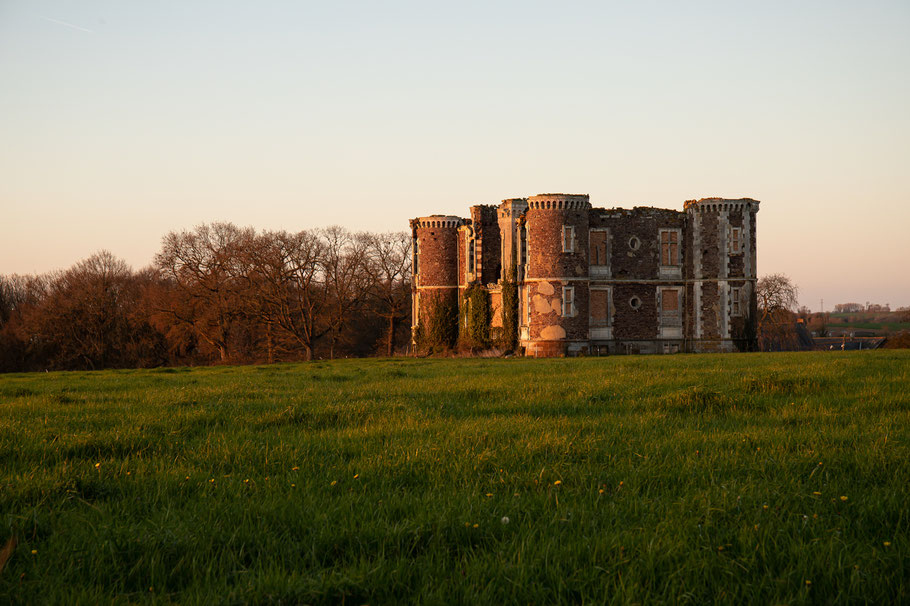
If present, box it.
[330,480,337,486]
[883,541,891,547]
[840,496,848,501]
[554,480,562,486]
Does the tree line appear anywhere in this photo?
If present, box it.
[0,224,411,372]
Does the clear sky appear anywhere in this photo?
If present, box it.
[1,0,908,310]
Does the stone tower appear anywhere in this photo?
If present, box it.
[685,198,760,351]
[410,215,461,343]
[521,194,591,357]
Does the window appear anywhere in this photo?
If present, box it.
[729,227,742,255]
[518,228,528,265]
[660,230,680,266]
[629,296,642,310]
[590,289,611,326]
[628,236,641,251]
[466,238,475,278]
[590,230,608,265]
[562,286,576,317]
[563,225,575,253]
[660,288,681,326]
[731,287,742,316]
[525,286,531,325]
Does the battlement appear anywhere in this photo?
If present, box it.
[684,198,760,213]
[415,216,463,229]
[527,194,590,210]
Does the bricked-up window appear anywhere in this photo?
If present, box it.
[562,286,576,317]
[660,230,680,266]
[731,287,742,316]
[661,288,680,325]
[563,225,575,253]
[590,230,608,265]
[526,286,531,325]
[729,227,742,255]
[590,288,611,326]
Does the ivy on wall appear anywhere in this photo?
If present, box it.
[459,285,491,350]
[498,253,518,351]
[416,296,458,352]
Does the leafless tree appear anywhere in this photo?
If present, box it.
[365,232,411,356]
[756,273,799,351]
[321,226,372,359]
[155,223,254,362]
[242,229,328,362]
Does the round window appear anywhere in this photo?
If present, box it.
[628,236,641,250]
[629,296,642,310]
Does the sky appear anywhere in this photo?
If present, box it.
[1,0,908,310]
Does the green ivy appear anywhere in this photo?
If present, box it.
[497,246,519,351]
[416,296,458,352]
[459,285,491,350]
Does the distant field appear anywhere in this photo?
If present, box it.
[1,352,908,604]
[828,312,910,334]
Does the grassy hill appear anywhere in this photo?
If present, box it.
[1,352,908,604]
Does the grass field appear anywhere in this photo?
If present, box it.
[1,351,908,604]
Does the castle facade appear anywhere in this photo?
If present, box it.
[410,194,759,356]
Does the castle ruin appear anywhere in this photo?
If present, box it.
[410,194,759,356]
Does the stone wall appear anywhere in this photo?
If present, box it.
[412,195,759,356]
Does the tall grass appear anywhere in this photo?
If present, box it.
[1,351,908,604]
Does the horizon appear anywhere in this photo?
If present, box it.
[2,1,909,310]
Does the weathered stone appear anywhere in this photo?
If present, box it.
[411,195,759,355]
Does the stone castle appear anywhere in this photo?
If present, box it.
[410,194,759,356]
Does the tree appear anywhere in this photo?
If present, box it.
[242,229,328,362]
[26,251,157,370]
[364,232,411,356]
[756,273,799,351]
[154,223,254,363]
[320,226,372,359]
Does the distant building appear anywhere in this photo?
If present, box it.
[410,194,759,356]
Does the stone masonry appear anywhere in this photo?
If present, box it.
[411,194,760,356]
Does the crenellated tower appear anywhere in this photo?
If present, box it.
[521,194,591,357]
[410,215,462,345]
[685,198,760,351]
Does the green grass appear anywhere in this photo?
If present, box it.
[1,352,909,604]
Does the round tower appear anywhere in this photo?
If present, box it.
[523,194,591,357]
[412,215,462,347]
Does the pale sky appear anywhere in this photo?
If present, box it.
[1,0,908,309]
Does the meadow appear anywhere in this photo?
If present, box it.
[1,351,908,604]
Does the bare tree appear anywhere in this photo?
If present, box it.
[365,231,412,356]
[321,227,373,359]
[242,229,328,361]
[33,251,136,369]
[154,223,254,363]
[756,273,799,351]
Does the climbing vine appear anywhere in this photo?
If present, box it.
[497,246,519,351]
[459,285,491,350]
[416,296,458,352]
